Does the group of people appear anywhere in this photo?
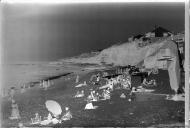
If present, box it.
[74,90,84,98]
[7,65,157,126]
[142,78,157,87]
[39,79,53,90]
[32,107,72,125]
[2,86,21,120]
[3,79,53,100]
[99,72,132,91]
[5,79,53,122]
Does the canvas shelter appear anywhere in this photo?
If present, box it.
[143,40,180,92]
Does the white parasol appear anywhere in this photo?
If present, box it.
[45,100,62,117]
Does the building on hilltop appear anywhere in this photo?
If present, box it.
[145,26,174,38]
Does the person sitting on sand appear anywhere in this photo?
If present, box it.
[131,87,137,93]
[142,78,149,86]
[40,113,53,125]
[47,113,52,121]
[92,75,100,85]
[61,107,72,121]
[87,93,93,102]
[75,90,84,98]
[96,75,100,82]
[91,91,99,101]
[102,89,111,100]
[106,79,114,91]
[122,77,131,89]
[142,78,157,87]
[75,90,80,96]
[90,91,96,100]
[33,113,41,123]
[152,79,157,86]
[85,97,98,110]
[9,99,21,120]
[75,81,87,88]
[95,92,100,101]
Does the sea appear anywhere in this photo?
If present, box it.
[1,61,77,91]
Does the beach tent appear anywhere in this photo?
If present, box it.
[143,40,180,92]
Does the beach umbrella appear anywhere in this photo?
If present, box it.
[45,100,62,117]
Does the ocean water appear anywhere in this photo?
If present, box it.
[1,61,79,91]
[1,60,106,93]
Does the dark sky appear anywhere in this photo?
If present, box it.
[2,2,184,63]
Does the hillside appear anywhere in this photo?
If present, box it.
[57,33,184,67]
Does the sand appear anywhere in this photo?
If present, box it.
[1,64,184,127]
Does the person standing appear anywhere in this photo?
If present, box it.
[76,75,79,83]
[9,99,21,120]
[9,87,16,100]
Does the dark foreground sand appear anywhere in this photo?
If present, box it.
[1,69,184,127]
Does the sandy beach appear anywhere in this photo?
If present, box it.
[1,63,185,127]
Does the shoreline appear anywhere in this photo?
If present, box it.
[27,72,74,88]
